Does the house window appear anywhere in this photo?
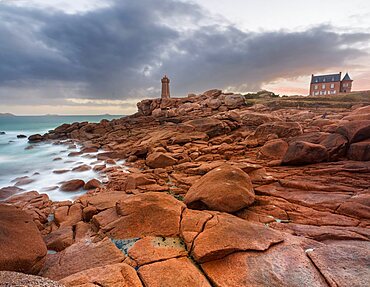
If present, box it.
[314,85,318,90]
[322,84,326,89]
[315,91,319,96]
[330,83,334,88]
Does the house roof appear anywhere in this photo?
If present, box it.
[342,73,352,81]
[311,73,341,84]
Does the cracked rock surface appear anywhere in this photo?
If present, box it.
[1,91,370,286]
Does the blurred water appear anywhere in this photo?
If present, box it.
[0,115,122,201]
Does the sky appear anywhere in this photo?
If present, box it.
[0,0,369,115]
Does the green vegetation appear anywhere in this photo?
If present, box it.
[243,90,370,109]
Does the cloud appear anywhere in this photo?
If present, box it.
[0,0,369,108]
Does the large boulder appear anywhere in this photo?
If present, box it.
[347,140,370,161]
[40,237,125,280]
[60,179,85,192]
[0,205,47,274]
[146,152,177,168]
[336,120,370,143]
[138,257,211,287]
[223,94,245,109]
[253,122,303,143]
[98,192,186,238]
[257,139,288,160]
[184,164,255,213]
[282,141,328,165]
[60,263,143,287]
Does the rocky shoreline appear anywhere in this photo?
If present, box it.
[0,90,369,286]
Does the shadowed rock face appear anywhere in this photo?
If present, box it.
[7,92,370,286]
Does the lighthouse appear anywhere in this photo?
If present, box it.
[161,75,170,99]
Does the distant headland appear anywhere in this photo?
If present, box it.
[0,113,16,117]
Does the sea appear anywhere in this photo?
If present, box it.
[0,115,122,201]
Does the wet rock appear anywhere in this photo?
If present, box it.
[0,204,47,274]
[99,192,185,238]
[146,152,177,168]
[0,186,23,200]
[83,178,101,190]
[53,169,70,174]
[282,141,328,165]
[17,134,27,138]
[60,263,143,287]
[60,179,85,192]
[40,237,125,280]
[72,164,91,172]
[184,164,255,212]
[138,257,211,287]
[28,134,43,143]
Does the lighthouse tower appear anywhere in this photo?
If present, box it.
[161,75,170,99]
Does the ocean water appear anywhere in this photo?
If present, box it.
[0,115,123,201]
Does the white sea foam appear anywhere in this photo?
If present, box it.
[0,134,125,202]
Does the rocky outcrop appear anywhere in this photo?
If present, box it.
[4,93,370,286]
[184,164,255,212]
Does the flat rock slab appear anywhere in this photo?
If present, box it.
[202,243,328,287]
[138,257,211,287]
[0,204,47,274]
[190,212,284,263]
[101,192,185,238]
[0,271,64,287]
[128,236,187,266]
[60,263,143,287]
[40,237,125,281]
[307,242,370,287]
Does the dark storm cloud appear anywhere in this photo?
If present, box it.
[0,0,369,104]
